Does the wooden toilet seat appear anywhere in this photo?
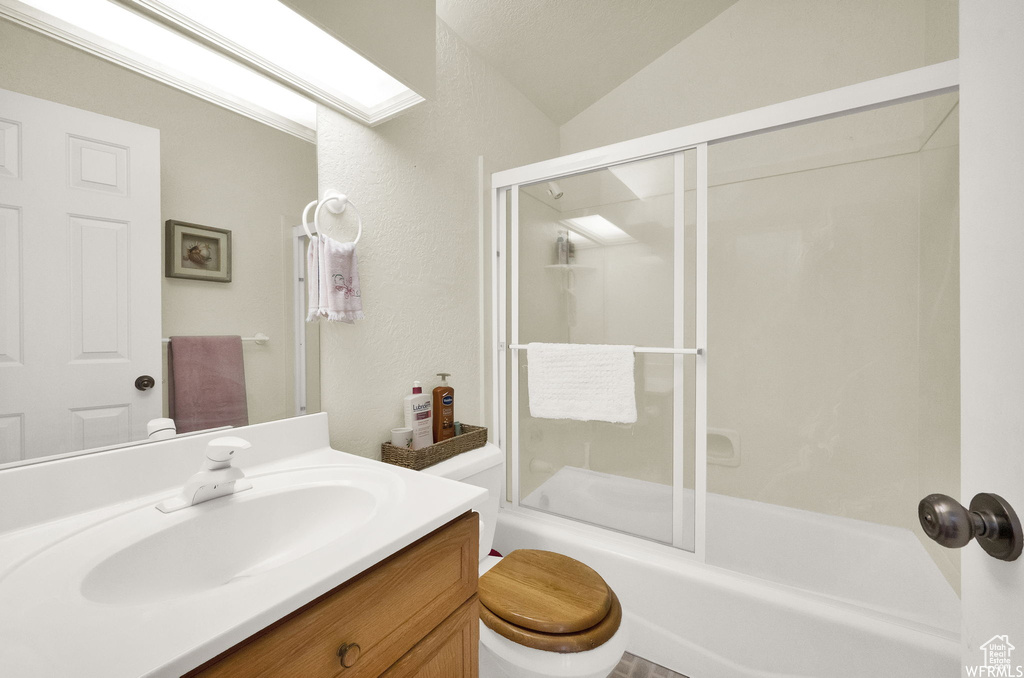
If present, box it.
[478,549,623,653]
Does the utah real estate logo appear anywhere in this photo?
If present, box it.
[967,635,1024,677]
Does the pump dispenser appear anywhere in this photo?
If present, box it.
[432,373,455,443]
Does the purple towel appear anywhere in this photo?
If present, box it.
[168,336,249,433]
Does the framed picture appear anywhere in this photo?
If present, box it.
[165,220,232,282]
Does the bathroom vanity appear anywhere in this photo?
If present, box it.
[187,512,479,677]
[0,414,486,677]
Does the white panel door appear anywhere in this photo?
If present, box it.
[960,2,1024,676]
[0,88,160,463]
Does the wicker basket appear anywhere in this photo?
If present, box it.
[381,425,488,471]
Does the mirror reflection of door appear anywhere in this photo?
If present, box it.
[0,88,161,463]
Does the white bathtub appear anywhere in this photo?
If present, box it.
[498,467,960,678]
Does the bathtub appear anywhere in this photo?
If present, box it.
[496,467,960,678]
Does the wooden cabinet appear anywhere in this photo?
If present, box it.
[186,512,479,678]
[380,597,479,678]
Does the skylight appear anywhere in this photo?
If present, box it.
[119,0,421,117]
[607,155,674,199]
[1,0,424,140]
[563,215,636,246]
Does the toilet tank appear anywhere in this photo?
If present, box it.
[421,443,503,562]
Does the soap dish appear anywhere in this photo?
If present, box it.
[381,425,487,471]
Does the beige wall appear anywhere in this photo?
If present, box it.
[315,20,558,458]
[0,20,317,429]
[560,0,958,154]
[705,149,924,525]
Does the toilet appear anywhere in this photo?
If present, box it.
[423,444,628,678]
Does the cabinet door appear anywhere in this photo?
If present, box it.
[380,596,479,678]
[188,512,478,678]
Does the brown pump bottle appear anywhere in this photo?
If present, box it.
[432,373,455,443]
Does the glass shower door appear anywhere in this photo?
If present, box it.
[704,92,961,631]
[511,151,698,550]
[496,66,962,636]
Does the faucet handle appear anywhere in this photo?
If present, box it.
[206,436,252,464]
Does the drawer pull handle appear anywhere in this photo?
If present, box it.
[337,642,361,668]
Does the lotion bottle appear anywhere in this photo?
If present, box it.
[403,381,433,450]
[432,373,455,443]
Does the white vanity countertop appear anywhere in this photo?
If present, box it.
[0,414,487,677]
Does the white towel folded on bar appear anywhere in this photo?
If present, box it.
[526,342,637,423]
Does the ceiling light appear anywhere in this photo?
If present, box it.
[563,215,635,245]
[114,0,423,123]
[2,0,317,138]
[1,0,424,137]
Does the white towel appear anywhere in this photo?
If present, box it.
[527,343,637,423]
[305,236,321,322]
[307,236,364,323]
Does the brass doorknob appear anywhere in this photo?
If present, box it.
[918,493,1022,561]
[337,642,361,668]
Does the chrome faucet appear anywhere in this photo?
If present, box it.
[156,436,253,513]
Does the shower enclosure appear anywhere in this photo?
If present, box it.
[492,61,961,637]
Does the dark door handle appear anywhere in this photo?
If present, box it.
[135,375,156,391]
[919,492,1022,561]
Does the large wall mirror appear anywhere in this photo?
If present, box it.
[0,18,320,469]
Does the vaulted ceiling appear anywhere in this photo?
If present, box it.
[436,0,738,124]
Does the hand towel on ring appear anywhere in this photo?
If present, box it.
[309,235,364,323]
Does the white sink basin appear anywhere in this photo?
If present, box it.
[82,482,379,605]
[0,415,491,678]
[3,465,401,608]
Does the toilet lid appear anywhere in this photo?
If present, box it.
[478,549,612,634]
[480,586,623,654]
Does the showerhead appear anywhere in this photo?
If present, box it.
[546,181,564,200]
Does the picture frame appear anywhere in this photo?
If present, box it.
[165,220,232,283]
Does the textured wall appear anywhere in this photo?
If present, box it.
[316,20,558,457]
[560,0,958,154]
[0,20,316,436]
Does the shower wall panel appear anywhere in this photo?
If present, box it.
[706,94,961,601]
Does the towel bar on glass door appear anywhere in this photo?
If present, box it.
[507,344,702,355]
[162,333,269,345]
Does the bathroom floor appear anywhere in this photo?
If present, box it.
[610,653,689,678]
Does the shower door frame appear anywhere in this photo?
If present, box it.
[492,59,959,563]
